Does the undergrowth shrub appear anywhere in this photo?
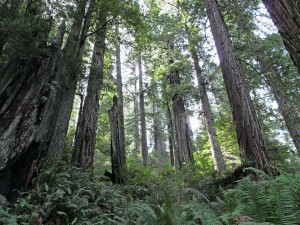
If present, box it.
[222,169,300,225]
[1,162,300,225]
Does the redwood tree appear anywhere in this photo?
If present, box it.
[72,8,108,170]
[47,0,95,163]
[138,55,148,166]
[262,0,300,73]
[206,0,274,175]
[185,23,226,171]
[167,41,194,168]
[0,0,89,200]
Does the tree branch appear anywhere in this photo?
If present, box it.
[83,18,114,41]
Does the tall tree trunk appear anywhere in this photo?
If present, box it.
[138,55,148,166]
[167,102,178,168]
[47,0,94,163]
[206,0,273,176]
[0,16,68,201]
[185,25,226,171]
[153,93,166,167]
[168,123,175,167]
[262,0,300,73]
[260,61,300,154]
[115,22,126,169]
[71,9,108,170]
[167,41,194,167]
[133,79,140,156]
[109,96,125,184]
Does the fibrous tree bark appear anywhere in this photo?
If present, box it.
[0,17,68,201]
[262,0,300,73]
[153,92,166,167]
[72,8,108,170]
[133,76,140,156]
[109,96,125,184]
[259,58,300,154]
[167,102,177,167]
[47,0,94,163]
[185,25,226,171]
[138,55,148,166]
[115,22,126,169]
[167,41,194,168]
[206,0,274,176]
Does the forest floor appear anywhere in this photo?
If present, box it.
[1,157,300,225]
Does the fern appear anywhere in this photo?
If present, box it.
[183,198,222,225]
[223,172,300,224]
[236,177,271,222]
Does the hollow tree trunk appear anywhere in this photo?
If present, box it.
[72,9,108,170]
[206,0,274,176]
[138,55,148,166]
[109,96,125,184]
[185,25,226,171]
[0,21,67,201]
[262,0,300,73]
[115,22,126,169]
[47,0,94,163]
[167,42,194,167]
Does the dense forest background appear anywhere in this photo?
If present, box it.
[0,0,300,224]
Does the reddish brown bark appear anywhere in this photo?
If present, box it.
[138,55,148,167]
[262,0,300,73]
[206,0,274,176]
[72,9,108,170]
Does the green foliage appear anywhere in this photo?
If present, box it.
[222,171,300,225]
[2,162,300,225]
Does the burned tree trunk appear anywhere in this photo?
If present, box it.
[206,0,274,176]
[262,0,300,73]
[0,37,66,202]
[109,96,125,184]
[72,9,108,170]
[0,0,88,201]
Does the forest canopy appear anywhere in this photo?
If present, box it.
[0,0,300,224]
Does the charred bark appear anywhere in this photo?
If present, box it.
[0,49,66,201]
[206,0,274,176]
[262,0,300,73]
[0,0,88,201]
